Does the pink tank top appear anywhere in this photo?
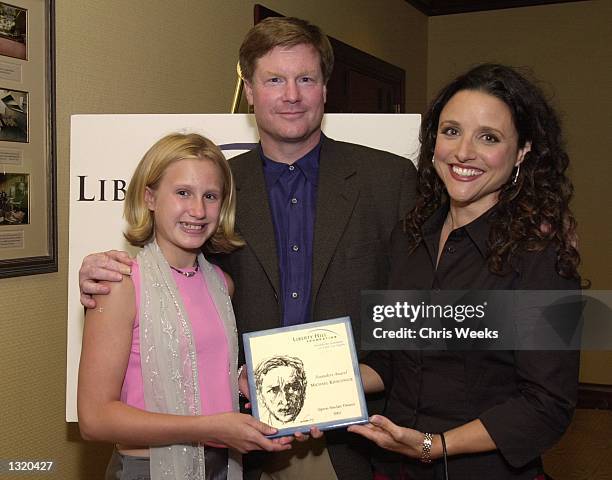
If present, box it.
[120,261,233,415]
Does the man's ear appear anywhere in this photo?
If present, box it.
[144,186,156,211]
[516,141,532,167]
[323,84,327,104]
[244,80,254,106]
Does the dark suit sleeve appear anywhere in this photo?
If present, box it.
[207,251,224,269]
[397,159,418,221]
[479,247,580,468]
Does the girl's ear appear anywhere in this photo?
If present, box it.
[144,187,156,211]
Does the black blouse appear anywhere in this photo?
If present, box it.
[363,206,580,480]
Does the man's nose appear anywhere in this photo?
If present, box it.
[283,81,301,103]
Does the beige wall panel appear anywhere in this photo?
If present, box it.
[428,0,612,384]
[0,1,426,478]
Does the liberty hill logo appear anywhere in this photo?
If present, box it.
[292,328,339,344]
[77,176,127,201]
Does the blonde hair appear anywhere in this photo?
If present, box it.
[124,133,243,253]
[239,17,334,83]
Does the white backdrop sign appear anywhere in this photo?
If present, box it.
[66,113,421,421]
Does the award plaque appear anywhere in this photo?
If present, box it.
[243,317,369,437]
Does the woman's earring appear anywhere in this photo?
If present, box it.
[512,164,521,184]
[432,156,435,165]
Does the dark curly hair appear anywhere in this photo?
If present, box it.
[405,64,579,278]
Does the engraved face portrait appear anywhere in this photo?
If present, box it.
[254,356,307,424]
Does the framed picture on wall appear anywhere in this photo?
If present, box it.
[0,2,27,61]
[0,172,29,224]
[0,0,55,278]
[0,87,28,142]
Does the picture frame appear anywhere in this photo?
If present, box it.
[0,0,55,278]
[0,1,27,61]
[243,317,369,438]
[0,87,28,142]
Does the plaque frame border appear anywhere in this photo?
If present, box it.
[243,316,369,438]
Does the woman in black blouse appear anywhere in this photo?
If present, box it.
[349,64,581,479]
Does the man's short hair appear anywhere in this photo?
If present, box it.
[239,17,334,83]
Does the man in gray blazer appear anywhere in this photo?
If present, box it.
[226,20,416,480]
[80,16,416,480]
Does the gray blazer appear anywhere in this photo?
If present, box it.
[216,135,417,480]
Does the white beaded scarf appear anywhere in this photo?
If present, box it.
[138,241,241,479]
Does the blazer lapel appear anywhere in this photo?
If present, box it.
[311,137,359,304]
[233,150,280,297]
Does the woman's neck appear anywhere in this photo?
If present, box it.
[436,198,498,268]
[447,197,498,230]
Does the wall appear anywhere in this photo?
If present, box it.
[428,0,612,385]
[0,1,427,478]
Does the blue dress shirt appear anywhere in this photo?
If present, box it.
[261,140,321,326]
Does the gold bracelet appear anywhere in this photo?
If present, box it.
[420,432,434,463]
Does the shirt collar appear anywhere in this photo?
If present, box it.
[260,136,323,187]
[421,202,496,260]
[463,206,496,257]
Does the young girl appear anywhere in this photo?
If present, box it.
[77,133,291,480]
